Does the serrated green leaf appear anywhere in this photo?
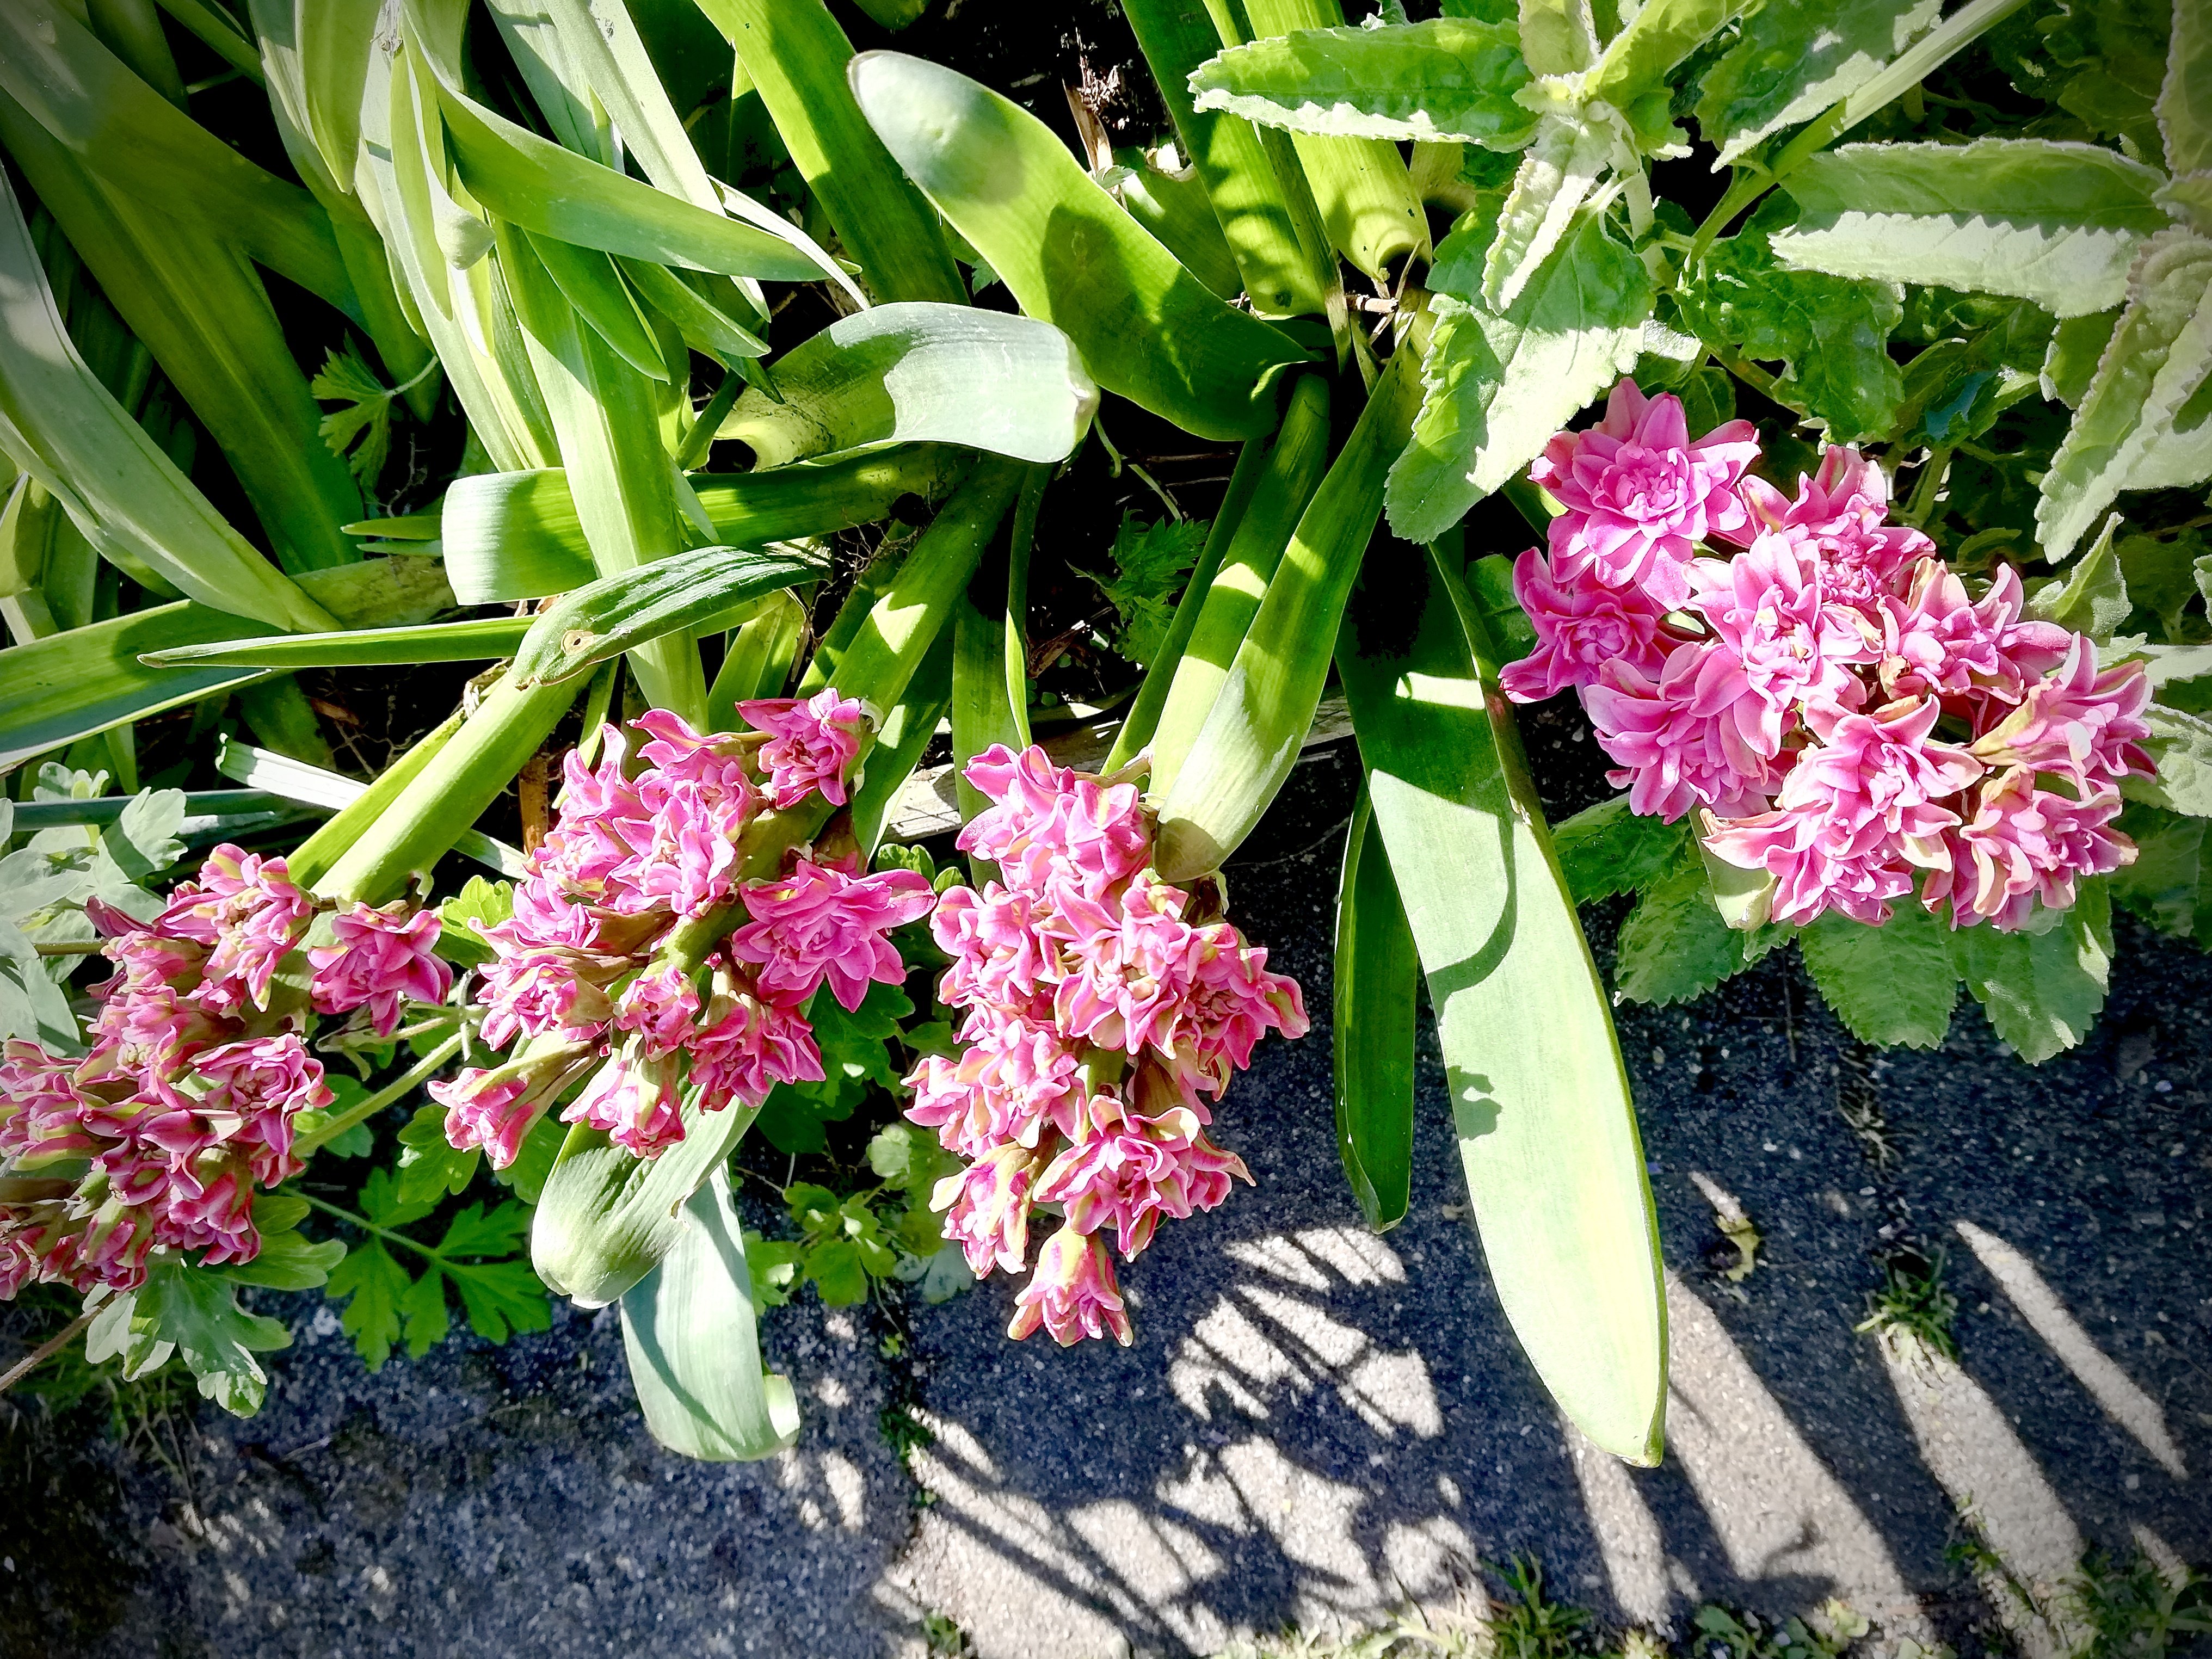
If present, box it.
[2128,703,2212,817]
[1552,794,1692,905]
[398,1261,451,1360]
[395,1102,483,1206]
[0,916,79,1050]
[101,790,186,883]
[2038,229,2212,563]
[1586,0,1755,135]
[1952,881,2112,1063]
[436,1200,533,1261]
[135,1259,291,1415]
[1677,195,1902,443]
[1615,852,1751,1006]
[1188,18,1537,147]
[219,1230,349,1292]
[1082,513,1211,670]
[449,1259,551,1345]
[2117,529,2208,636]
[311,343,403,485]
[867,1121,962,1195]
[2159,0,2212,181]
[327,1236,406,1372]
[1483,117,1613,313]
[1771,140,2169,320]
[1696,0,1943,165]
[1385,212,1652,544]
[2110,802,2211,942]
[359,1164,440,1230]
[2025,513,2130,643]
[1799,904,1957,1050]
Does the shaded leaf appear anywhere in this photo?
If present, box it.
[1951,882,2112,1064]
[1799,903,1957,1050]
[1696,0,1943,165]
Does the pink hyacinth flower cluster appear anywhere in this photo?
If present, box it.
[439,699,935,1163]
[1502,379,2153,932]
[905,745,1308,1348]
[1,845,451,1300]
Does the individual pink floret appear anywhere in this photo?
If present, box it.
[433,1069,536,1167]
[1877,562,2072,706]
[1178,929,1309,1071]
[1532,378,1759,608]
[958,744,1150,902]
[730,858,934,1012]
[309,902,454,1035]
[736,690,869,809]
[1971,638,2153,791]
[932,881,1057,1011]
[1689,534,1876,726]
[157,844,312,1016]
[1006,1227,1133,1347]
[190,1033,332,1186]
[1499,546,1677,702]
[562,1048,686,1157]
[1053,874,1203,1054]
[0,1040,93,1161]
[689,967,827,1110]
[903,1017,1086,1157]
[1739,446,1932,610]
[1582,644,1780,821]
[932,1142,1041,1277]
[1033,1104,1250,1260]
[612,963,702,1058]
[1924,769,2136,931]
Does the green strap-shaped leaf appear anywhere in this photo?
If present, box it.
[0,558,452,770]
[1191,17,1536,146]
[0,168,335,632]
[695,0,965,306]
[2038,229,2212,562]
[400,0,820,282]
[298,0,381,191]
[533,1099,757,1308]
[1800,904,1958,1050]
[616,258,768,364]
[707,590,808,732]
[442,446,964,605]
[850,625,955,859]
[1772,140,2171,320]
[512,546,824,689]
[1112,147,1245,302]
[849,51,1310,441]
[1333,784,1419,1232]
[1122,0,1322,317]
[287,706,465,888]
[1952,880,2113,1064]
[534,0,725,212]
[141,615,532,671]
[1239,0,1432,284]
[1386,211,1651,544]
[1153,327,1426,880]
[525,231,671,383]
[951,505,1035,848]
[1338,545,1665,1465]
[0,0,354,313]
[1148,372,1333,801]
[1696,0,1943,167]
[721,303,1100,469]
[620,1168,803,1461]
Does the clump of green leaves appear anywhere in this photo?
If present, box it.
[310,343,432,489]
[2065,1548,2212,1659]
[1081,511,1210,669]
[1854,1247,1961,1365]
[1692,1600,1869,1659]
[746,1123,969,1310]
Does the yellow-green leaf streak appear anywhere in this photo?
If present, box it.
[1338,545,1665,1465]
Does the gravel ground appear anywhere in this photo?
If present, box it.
[4,744,2208,1659]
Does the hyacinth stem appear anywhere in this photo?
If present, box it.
[311,673,582,905]
[291,1031,465,1160]
[286,705,466,889]
[0,1310,95,1396]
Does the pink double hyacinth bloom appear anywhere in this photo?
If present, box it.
[0,836,432,1299]
[903,743,1306,1348]
[1505,383,2158,933]
[439,694,891,1165]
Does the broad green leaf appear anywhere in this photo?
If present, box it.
[2110,802,2211,942]
[134,1259,291,1415]
[532,1097,757,1308]
[1338,546,1665,1464]
[298,0,382,190]
[2038,229,2212,562]
[217,1230,348,1292]
[496,219,705,721]
[1333,785,1419,1232]
[1516,0,1598,76]
[2159,0,2212,181]
[1675,195,1903,444]
[1613,851,1753,1006]
[849,52,1310,441]
[0,166,335,632]
[1112,145,1244,302]
[720,304,1099,469]
[0,557,453,771]
[1121,0,1323,317]
[402,0,822,283]
[0,0,352,310]
[1155,332,1426,880]
[2128,704,2212,817]
[1149,373,1333,801]
[396,1101,480,1206]
[952,531,1033,847]
[1586,0,1755,138]
[83,1288,171,1380]
[1799,904,1957,1050]
[1696,0,1943,165]
[695,0,964,306]
[1387,213,1652,544]
[442,446,964,605]
[1190,18,1536,146]
[104,788,186,881]
[615,259,768,363]
[2025,513,2130,643]
[2116,529,2208,636]
[141,615,531,672]
[1951,881,2112,1064]
[523,232,670,383]
[1771,140,2171,319]
[512,546,823,689]
[1482,116,1613,313]
[0,915,78,1049]
[708,589,809,732]
[621,1169,803,1461]
[1552,794,1690,905]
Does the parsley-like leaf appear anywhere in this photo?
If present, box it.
[1081,513,1209,669]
